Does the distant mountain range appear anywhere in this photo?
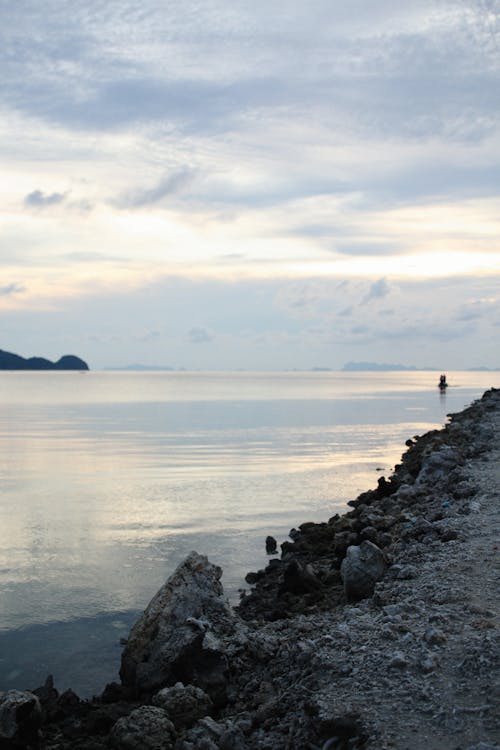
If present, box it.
[342,361,424,371]
[104,364,176,371]
[0,349,89,371]
[341,362,499,372]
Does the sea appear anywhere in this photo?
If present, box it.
[0,370,497,696]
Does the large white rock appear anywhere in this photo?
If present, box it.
[120,552,237,703]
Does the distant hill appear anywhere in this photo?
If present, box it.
[0,349,89,371]
[342,361,499,372]
[343,361,428,372]
[104,364,175,371]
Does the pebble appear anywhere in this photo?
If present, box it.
[388,651,409,669]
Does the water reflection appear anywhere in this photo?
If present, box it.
[0,371,497,695]
[0,612,136,696]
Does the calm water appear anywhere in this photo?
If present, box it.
[0,370,497,695]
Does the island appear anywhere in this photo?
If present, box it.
[0,349,89,371]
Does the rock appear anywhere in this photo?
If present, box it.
[333,530,360,557]
[0,689,42,745]
[314,713,368,749]
[32,674,59,720]
[152,682,213,729]
[244,570,265,584]
[359,525,378,543]
[423,627,446,646]
[417,445,459,484]
[57,688,81,710]
[389,564,417,580]
[401,516,438,541]
[120,552,237,704]
[183,716,247,750]
[340,541,388,600]
[110,706,176,749]
[280,559,322,595]
[184,715,224,747]
[265,536,278,554]
[388,651,409,669]
[419,652,439,673]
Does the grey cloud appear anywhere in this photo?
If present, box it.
[378,321,475,342]
[455,300,499,322]
[69,199,94,214]
[336,242,403,257]
[2,2,498,145]
[274,281,329,318]
[0,283,25,296]
[215,253,246,261]
[357,162,500,210]
[137,329,161,341]
[338,307,353,317]
[8,74,284,135]
[188,326,215,344]
[351,325,370,335]
[2,3,499,216]
[24,190,66,208]
[362,278,391,303]
[63,251,123,262]
[338,314,475,346]
[116,168,197,209]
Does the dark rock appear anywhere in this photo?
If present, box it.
[359,525,378,543]
[58,688,81,710]
[32,675,59,721]
[265,558,282,571]
[265,536,277,554]
[280,560,322,595]
[401,516,438,541]
[0,689,42,747]
[340,541,388,600]
[101,682,130,704]
[440,528,459,542]
[333,531,359,558]
[152,682,213,729]
[317,714,369,749]
[110,706,176,749]
[245,570,265,584]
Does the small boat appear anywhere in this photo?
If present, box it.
[438,374,448,390]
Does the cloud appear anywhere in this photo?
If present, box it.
[362,278,391,303]
[455,299,499,322]
[188,326,215,344]
[69,198,94,214]
[63,251,120,263]
[136,329,161,342]
[116,168,197,209]
[24,190,66,208]
[336,242,403,257]
[4,2,497,151]
[0,283,25,296]
[274,282,325,317]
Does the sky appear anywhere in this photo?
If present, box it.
[1,0,499,370]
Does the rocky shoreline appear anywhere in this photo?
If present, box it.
[1,389,499,749]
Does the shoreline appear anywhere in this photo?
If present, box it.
[1,389,499,749]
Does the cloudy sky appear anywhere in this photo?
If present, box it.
[1,0,499,370]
